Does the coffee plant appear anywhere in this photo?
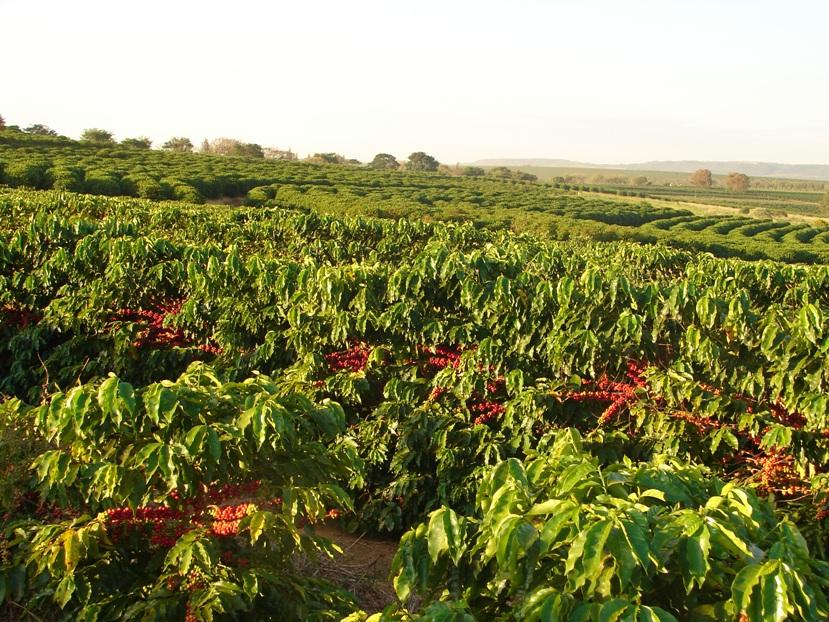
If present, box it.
[2,187,829,620]
[0,364,361,620]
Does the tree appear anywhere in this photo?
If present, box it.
[200,138,210,153]
[121,136,152,149]
[631,176,649,186]
[81,128,115,144]
[309,152,345,165]
[0,114,5,130]
[460,166,485,177]
[23,124,57,136]
[234,142,264,158]
[690,168,713,188]
[369,153,400,170]
[488,166,512,179]
[406,151,439,172]
[263,147,297,160]
[162,137,194,152]
[204,138,263,157]
[725,172,750,192]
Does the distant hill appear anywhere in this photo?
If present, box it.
[471,159,829,181]
[473,158,603,169]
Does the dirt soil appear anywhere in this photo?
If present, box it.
[302,522,400,613]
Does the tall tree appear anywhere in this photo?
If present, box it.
[162,137,194,152]
[24,124,57,136]
[406,151,439,172]
[121,136,152,149]
[233,142,264,158]
[0,114,5,130]
[690,169,713,188]
[725,172,750,192]
[81,128,115,144]
[369,153,400,170]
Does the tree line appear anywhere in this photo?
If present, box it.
[690,168,751,192]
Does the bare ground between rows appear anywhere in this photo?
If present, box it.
[299,522,400,614]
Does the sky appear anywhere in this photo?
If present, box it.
[2,0,828,164]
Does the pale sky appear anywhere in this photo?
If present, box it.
[2,0,827,164]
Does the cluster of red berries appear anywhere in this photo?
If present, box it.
[102,481,265,549]
[486,377,506,395]
[471,400,505,425]
[625,360,648,387]
[428,386,447,400]
[105,505,183,522]
[110,299,222,355]
[565,361,647,426]
[210,519,241,537]
[104,505,189,547]
[468,375,507,425]
[682,382,817,498]
[324,341,372,372]
[182,569,206,591]
[113,300,188,349]
[197,343,223,355]
[423,344,463,371]
[211,502,252,533]
[745,450,809,497]
[671,410,723,433]
[1,306,42,329]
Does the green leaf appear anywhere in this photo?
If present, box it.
[558,461,596,496]
[731,563,765,612]
[639,607,678,622]
[760,570,789,622]
[566,519,612,591]
[681,525,710,593]
[55,575,75,609]
[247,511,274,545]
[63,530,82,573]
[206,426,221,462]
[178,544,193,575]
[184,425,207,455]
[528,499,567,516]
[620,518,650,570]
[598,600,631,622]
[427,507,452,563]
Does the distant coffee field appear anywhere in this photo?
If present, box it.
[2,131,829,264]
